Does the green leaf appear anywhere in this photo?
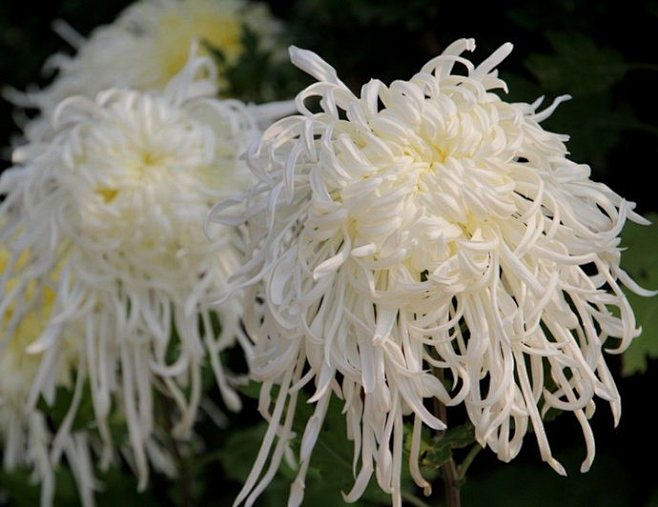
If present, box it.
[503,61,635,175]
[96,468,159,507]
[217,420,268,484]
[236,379,262,400]
[217,387,418,506]
[462,449,632,507]
[620,213,658,375]
[518,32,643,169]
[417,423,475,476]
[285,393,459,506]
[525,32,627,96]
[0,466,79,507]
[0,468,43,507]
[36,383,98,433]
[288,393,393,506]
[205,26,305,103]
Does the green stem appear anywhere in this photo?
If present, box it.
[433,372,461,507]
[457,444,482,480]
[401,490,433,507]
[162,396,194,507]
[169,434,194,507]
[440,439,461,507]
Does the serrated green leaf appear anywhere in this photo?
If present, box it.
[436,423,475,449]
[418,423,475,475]
[620,213,658,375]
[290,393,393,506]
[526,32,627,96]
[518,32,643,169]
[217,386,419,506]
[620,213,658,277]
[623,291,658,376]
[503,65,635,175]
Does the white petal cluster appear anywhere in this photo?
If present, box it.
[12,0,282,141]
[0,55,258,499]
[0,249,89,506]
[214,39,653,506]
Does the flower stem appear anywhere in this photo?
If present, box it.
[436,400,461,507]
[401,490,433,507]
[457,443,482,480]
[442,459,461,507]
[169,432,194,507]
[162,395,194,507]
[432,370,461,507]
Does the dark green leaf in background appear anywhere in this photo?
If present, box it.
[525,32,627,95]
[620,213,658,376]
[219,391,398,506]
[463,450,633,507]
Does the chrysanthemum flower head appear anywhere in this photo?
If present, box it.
[141,0,282,81]
[213,39,654,506]
[11,0,282,141]
[0,248,88,505]
[1,54,260,493]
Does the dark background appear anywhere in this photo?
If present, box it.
[1,1,657,505]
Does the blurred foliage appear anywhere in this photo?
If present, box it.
[206,27,306,103]
[219,386,399,506]
[507,32,643,168]
[462,449,634,507]
[620,213,658,376]
[1,0,658,506]
[525,32,627,95]
[0,466,154,507]
[0,468,76,507]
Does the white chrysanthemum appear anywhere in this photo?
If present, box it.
[213,40,655,507]
[1,55,259,492]
[0,249,96,506]
[11,0,282,141]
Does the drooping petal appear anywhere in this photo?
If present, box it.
[212,39,652,506]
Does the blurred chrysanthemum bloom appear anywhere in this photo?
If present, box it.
[0,54,262,502]
[213,39,655,506]
[0,249,93,506]
[10,0,283,141]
